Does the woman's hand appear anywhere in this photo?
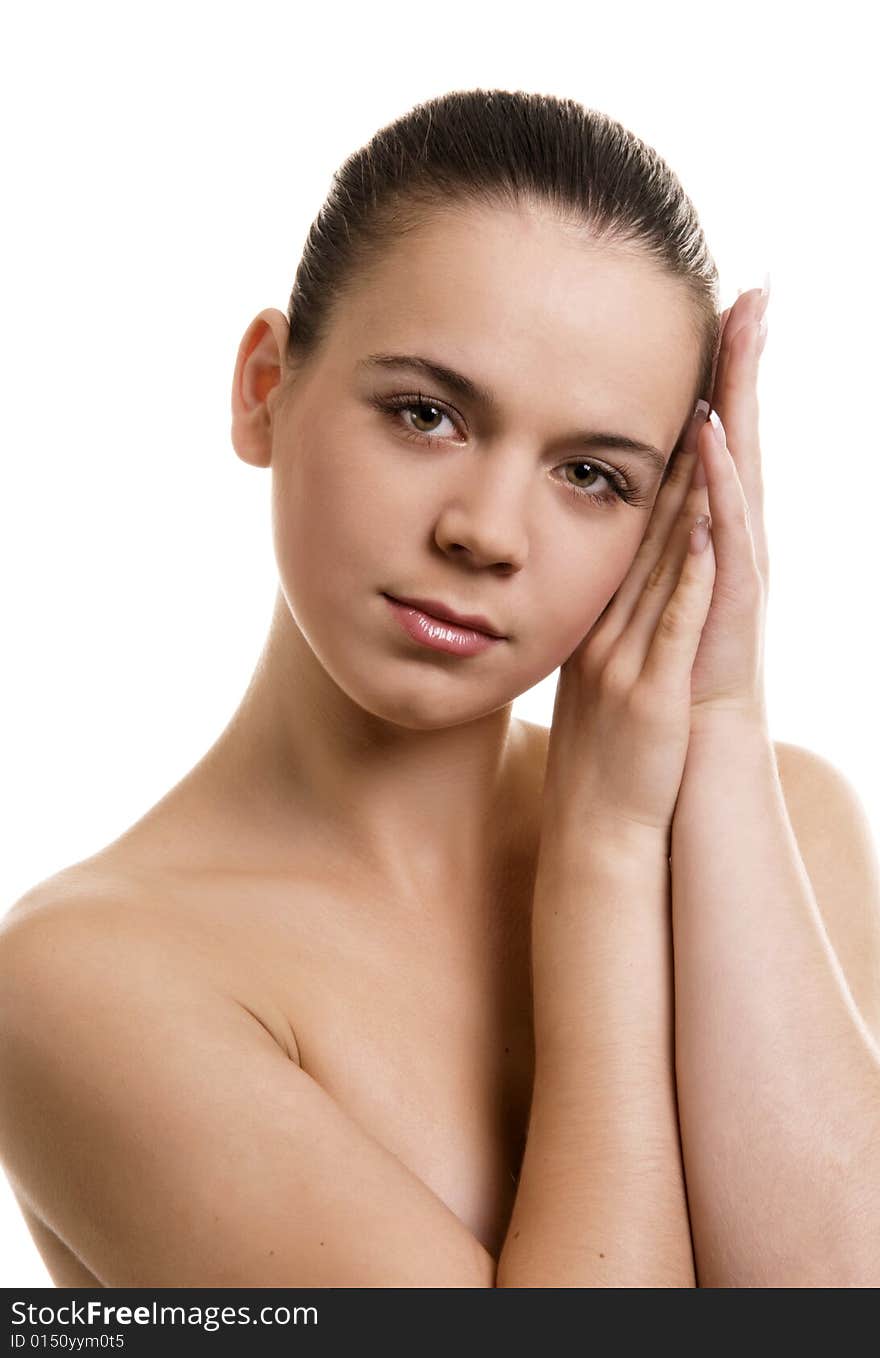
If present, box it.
[686,284,772,727]
[540,406,717,843]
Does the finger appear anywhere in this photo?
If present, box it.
[714,315,762,464]
[708,306,732,394]
[593,401,710,642]
[698,410,763,582]
[638,511,715,692]
[613,489,711,678]
[710,292,769,583]
[713,290,760,401]
[713,320,768,576]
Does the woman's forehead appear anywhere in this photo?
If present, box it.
[344,208,696,373]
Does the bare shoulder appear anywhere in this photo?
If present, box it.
[1,860,123,935]
[0,860,299,1062]
[0,863,180,969]
[0,865,494,1287]
[771,738,879,886]
[774,740,880,1049]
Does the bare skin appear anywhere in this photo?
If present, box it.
[4,720,860,1288]
[7,710,546,1283]
[8,205,871,1287]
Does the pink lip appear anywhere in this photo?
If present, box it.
[384,594,505,638]
[382,594,507,656]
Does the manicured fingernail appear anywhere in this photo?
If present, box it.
[759,271,771,316]
[689,514,711,553]
[708,408,726,448]
[689,398,710,439]
[756,315,768,357]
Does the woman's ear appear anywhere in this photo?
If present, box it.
[230,308,291,469]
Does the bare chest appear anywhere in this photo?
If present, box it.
[245,870,537,1259]
[18,864,537,1284]
[27,723,546,1272]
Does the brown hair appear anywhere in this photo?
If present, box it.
[284,87,720,417]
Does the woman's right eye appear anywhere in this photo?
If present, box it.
[370,394,462,443]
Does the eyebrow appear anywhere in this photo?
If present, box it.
[357,351,669,474]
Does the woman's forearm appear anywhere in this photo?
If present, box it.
[496,822,696,1287]
[670,713,880,1287]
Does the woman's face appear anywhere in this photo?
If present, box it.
[268,203,704,729]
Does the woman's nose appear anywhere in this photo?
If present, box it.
[432,460,530,570]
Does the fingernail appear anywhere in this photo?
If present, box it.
[759,271,771,317]
[756,315,768,357]
[689,514,711,554]
[687,402,710,482]
[690,398,710,437]
[708,408,726,448]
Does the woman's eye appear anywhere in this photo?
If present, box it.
[395,399,458,439]
[560,461,613,495]
[371,392,640,508]
[370,392,463,443]
[558,461,637,506]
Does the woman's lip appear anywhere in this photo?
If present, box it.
[382,594,506,656]
[384,593,505,638]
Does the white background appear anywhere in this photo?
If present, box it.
[2,0,877,1287]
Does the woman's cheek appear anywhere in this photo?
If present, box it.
[547,532,637,648]
[274,442,365,580]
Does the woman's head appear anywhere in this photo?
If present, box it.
[232,88,721,730]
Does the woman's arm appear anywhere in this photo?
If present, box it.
[670,710,880,1287]
[495,411,719,1287]
[0,900,495,1288]
[496,820,696,1288]
[663,284,880,1287]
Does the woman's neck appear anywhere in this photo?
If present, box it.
[196,592,536,912]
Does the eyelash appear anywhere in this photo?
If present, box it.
[369,391,650,509]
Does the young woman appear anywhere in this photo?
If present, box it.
[1,88,879,1289]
